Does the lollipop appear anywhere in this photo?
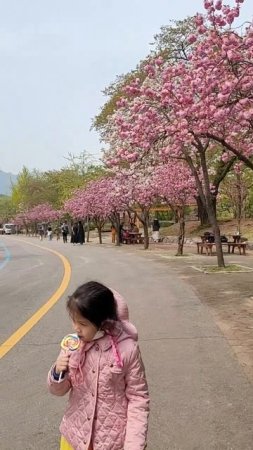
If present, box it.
[58,333,80,381]
[61,333,80,351]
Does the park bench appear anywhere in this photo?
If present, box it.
[226,242,247,255]
[196,241,247,256]
[122,232,144,244]
[196,242,215,255]
[122,235,132,244]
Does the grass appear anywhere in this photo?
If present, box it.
[198,264,253,273]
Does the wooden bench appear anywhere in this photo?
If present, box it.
[122,234,144,244]
[196,241,247,255]
[122,236,132,244]
[131,235,144,244]
[226,242,247,255]
[196,242,215,255]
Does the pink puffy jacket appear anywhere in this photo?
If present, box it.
[48,291,149,450]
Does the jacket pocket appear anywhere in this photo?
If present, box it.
[109,365,124,374]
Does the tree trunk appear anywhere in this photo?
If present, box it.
[95,220,103,244]
[97,227,102,244]
[111,212,121,246]
[135,209,150,249]
[199,151,225,267]
[176,208,185,256]
[115,214,121,247]
[209,210,224,265]
[86,217,90,242]
[143,220,149,250]
[236,174,242,235]
[196,195,217,226]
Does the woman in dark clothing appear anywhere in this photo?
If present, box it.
[152,219,160,242]
[77,220,85,245]
[70,223,78,244]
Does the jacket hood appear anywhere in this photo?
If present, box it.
[111,289,129,321]
[111,288,138,341]
[119,320,138,342]
[68,289,137,381]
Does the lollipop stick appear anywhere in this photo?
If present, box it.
[59,370,64,382]
[57,334,80,382]
[58,349,68,382]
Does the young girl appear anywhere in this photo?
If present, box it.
[48,281,149,450]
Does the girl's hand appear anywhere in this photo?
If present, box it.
[55,352,70,374]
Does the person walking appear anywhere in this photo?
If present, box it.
[47,281,149,450]
[61,222,69,244]
[55,226,61,241]
[152,218,160,243]
[70,223,78,244]
[77,220,85,245]
[38,227,44,241]
[111,225,116,244]
[47,225,53,241]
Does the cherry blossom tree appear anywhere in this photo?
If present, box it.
[27,203,60,223]
[102,0,253,267]
[114,168,158,249]
[65,177,129,245]
[14,203,60,235]
[154,162,197,255]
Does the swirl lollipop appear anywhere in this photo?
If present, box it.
[61,333,80,351]
[59,333,80,380]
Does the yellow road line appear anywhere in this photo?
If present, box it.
[0,240,71,359]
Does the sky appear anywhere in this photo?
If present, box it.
[0,0,252,175]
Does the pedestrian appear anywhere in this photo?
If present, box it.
[38,227,44,241]
[55,226,61,241]
[47,281,149,450]
[111,224,116,243]
[77,220,85,245]
[119,222,125,244]
[70,223,78,244]
[47,225,53,241]
[61,222,69,243]
[152,218,160,243]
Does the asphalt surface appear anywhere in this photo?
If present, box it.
[1,236,253,450]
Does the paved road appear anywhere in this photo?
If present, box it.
[1,236,253,450]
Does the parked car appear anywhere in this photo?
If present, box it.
[3,223,15,234]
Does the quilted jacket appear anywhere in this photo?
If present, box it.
[48,293,149,450]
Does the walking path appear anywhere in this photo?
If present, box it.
[1,236,253,449]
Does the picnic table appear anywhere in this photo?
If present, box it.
[196,242,215,255]
[122,232,144,244]
[227,241,247,255]
[196,240,247,255]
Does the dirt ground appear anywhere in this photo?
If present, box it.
[92,232,253,381]
[137,242,253,383]
[160,217,253,241]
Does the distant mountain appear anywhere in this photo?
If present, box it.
[0,170,17,195]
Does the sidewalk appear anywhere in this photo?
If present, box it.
[136,242,253,384]
[87,232,253,384]
[2,235,253,449]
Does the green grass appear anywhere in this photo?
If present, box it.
[201,264,251,273]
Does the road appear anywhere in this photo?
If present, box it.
[1,236,253,450]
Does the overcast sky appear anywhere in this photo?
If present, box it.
[0,0,252,174]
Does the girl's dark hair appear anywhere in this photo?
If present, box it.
[67,281,117,328]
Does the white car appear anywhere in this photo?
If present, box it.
[3,223,15,235]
